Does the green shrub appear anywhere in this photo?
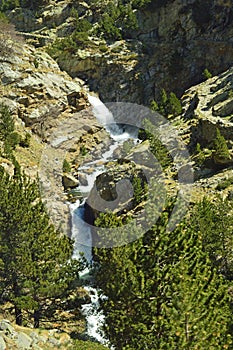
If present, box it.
[5,131,20,149]
[132,176,145,205]
[195,143,206,166]
[76,18,92,32]
[216,177,233,190]
[63,159,72,173]
[167,92,182,116]
[80,145,87,156]
[150,89,182,117]
[20,132,31,148]
[213,129,231,161]
[98,13,122,40]
[72,339,108,349]
[203,68,212,80]
[0,103,15,141]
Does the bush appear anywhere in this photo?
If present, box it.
[195,143,206,166]
[80,145,87,156]
[98,13,122,40]
[216,177,233,191]
[167,92,182,116]
[5,131,20,149]
[20,132,31,148]
[0,103,15,141]
[150,89,182,117]
[213,128,231,161]
[63,159,72,173]
[203,68,212,80]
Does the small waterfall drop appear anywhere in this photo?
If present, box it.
[70,94,138,346]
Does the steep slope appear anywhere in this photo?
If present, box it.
[4,0,232,104]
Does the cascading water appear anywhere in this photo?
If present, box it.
[70,94,138,346]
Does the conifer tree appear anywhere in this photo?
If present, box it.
[93,199,232,349]
[0,167,82,327]
[191,196,233,279]
[213,128,231,163]
[167,92,182,116]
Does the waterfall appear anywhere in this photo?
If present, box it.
[70,94,138,346]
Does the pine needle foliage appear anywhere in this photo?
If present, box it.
[0,167,82,328]
[93,198,233,349]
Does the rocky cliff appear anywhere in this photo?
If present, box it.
[0,38,111,235]
[5,0,233,104]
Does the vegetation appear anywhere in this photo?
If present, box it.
[0,167,82,327]
[93,197,233,349]
[80,145,88,157]
[191,196,233,279]
[150,89,182,118]
[19,132,31,148]
[212,128,231,162]
[194,142,206,166]
[0,0,50,11]
[203,68,212,80]
[132,175,147,205]
[63,159,72,173]
[216,176,233,190]
[0,103,21,159]
[138,119,173,170]
[72,339,108,350]
[0,105,84,330]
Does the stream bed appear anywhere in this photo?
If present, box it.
[70,95,138,346]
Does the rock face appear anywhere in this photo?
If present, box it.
[0,40,111,235]
[6,0,233,104]
[0,319,71,350]
[85,141,156,225]
[179,67,233,149]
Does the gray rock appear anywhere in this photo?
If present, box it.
[0,336,6,350]
[212,99,233,117]
[0,320,14,334]
[16,332,33,349]
[62,173,79,189]
[48,337,60,345]
[78,173,88,186]
[0,62,21,84]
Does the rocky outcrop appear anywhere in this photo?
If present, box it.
[0,319,71,350]
[85,140,163,225]
[0,40,112,235]
[179,67,233,149]
[6,0,232,104]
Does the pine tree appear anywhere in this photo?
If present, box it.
[0,167,82,327]
[213,128,231,163]
[93,198,233,349]
[191,196,233,279]
[0,103,15,141]
[167,92,182,117]
[0,104,20,158]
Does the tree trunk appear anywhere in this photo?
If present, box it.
[33,309,40,328]
[15,306,22,325]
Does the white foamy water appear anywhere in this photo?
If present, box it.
[70,94,138,346]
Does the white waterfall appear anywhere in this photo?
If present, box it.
[70,94,137,346]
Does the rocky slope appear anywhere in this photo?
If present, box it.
[0,38,111,235]
[0,318,108,350]
[86,66,233,227]
[0,2,233,349]
[5,0,233,104]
